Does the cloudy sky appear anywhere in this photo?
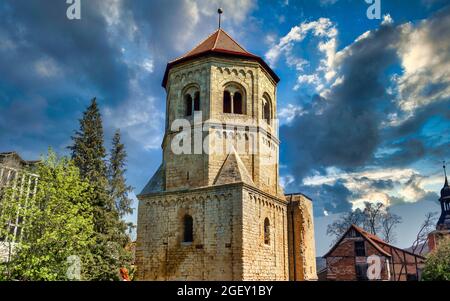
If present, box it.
[1,0,449,255]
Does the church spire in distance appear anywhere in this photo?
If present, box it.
[444,161,448,187]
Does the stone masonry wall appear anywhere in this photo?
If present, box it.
[241,186,289,280]
[164,58,280,197]
[287,194,317,281]
[136,184,243,280]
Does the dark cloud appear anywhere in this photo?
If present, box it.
[281,7,450,218]
[0,1,130,102]
[290,181,353,216]
[281,23,401,181]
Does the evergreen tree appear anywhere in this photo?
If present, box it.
[69,98,131,280]
[108,130,133,218]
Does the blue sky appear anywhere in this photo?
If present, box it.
[0,0,449,255]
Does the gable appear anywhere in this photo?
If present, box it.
[213,149,254,186]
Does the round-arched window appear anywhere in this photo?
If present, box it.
[183,86,200,116]
[262,95,272,124]
[223,83,245,115]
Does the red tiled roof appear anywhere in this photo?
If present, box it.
[162,29,279,87]
[352,225,426,259]
[351,225,392,257]
[175,29,252,60]
[323,224,426,260]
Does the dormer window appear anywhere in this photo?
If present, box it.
[223,83,245,115]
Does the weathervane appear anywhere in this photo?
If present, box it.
[218,8,223,29]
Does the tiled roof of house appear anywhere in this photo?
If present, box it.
[323,224,426,260]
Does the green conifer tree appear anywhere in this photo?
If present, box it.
[69,98,131,280]
[108,130,133,218]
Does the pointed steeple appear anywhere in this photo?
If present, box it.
[441,161,450,200]
[444,161,448,187]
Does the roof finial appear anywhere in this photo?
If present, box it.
[444,161,448,187]
[218,8,223,29]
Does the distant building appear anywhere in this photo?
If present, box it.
[323,225,425,281]
[428,164,450,252]
[0,152,39,262]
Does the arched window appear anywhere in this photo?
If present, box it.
[185,94,193,116]
[262,95,272,124]
[264,218,270,245]
[194,91,200,112]
[233,92,243,114]
[223,91,232,113]
[223,84,245,115]
[183,215,193,243]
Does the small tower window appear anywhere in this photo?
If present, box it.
[194,91,200,112]
[183,215,193,243]
[264,218,270,245]
[223,91,232,113]
[262,95,272,124]
[185,94,193,116]
[233,92,243,114]
[223,84,246,115]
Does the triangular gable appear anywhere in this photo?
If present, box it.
[214,148,254,186]
[323,224,392,258]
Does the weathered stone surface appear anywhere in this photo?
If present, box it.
[136,31,317,281]
[214,148,254,186]
[287,194,317,281]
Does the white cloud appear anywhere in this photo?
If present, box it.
[280,174,295,188]
[34,58,61,78]
[278,104,306,124]
[141,59,154,73]
[104,79,164,151]
[265,18,338,93]
[382,14,394,25]
[303,166,439,210]
[393,13,450,116]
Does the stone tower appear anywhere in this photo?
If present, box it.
[136,27,316,281]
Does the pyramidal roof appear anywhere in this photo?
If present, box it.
[162,29,279,87]
[175,29,253,61]
[214,148,254,186]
